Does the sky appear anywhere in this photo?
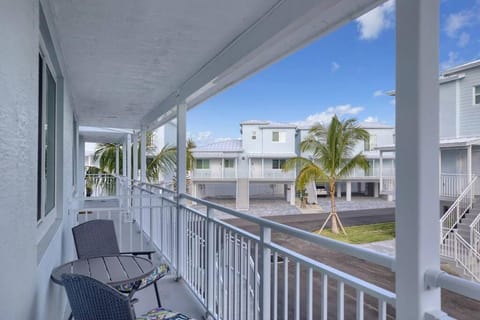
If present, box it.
[186,0,480,146]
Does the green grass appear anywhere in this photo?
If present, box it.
[316,222,395,244]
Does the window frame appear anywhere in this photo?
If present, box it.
[251,131,256,140]
[196,159,210,169]
[37,44,58,233]
[272,159,286,170]
[224,159,235,168]
[474,85,480,105]
[272,131,286,143]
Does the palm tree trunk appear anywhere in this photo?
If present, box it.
[329,178,339,234]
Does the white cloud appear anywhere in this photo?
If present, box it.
[457,32,470,47]
[445,11,472,38]
[356,0,395,40]
[389,98,396,106]
[294,104,364,126]
[373,90,384,97]
[188,131,213,145]
[331,62,340,72]
[364,116,379,123]
[440,51,461,70]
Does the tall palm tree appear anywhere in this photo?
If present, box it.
[285,115,369,234]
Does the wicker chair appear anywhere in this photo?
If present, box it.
[62,274,192,320]
[72,220,166,306]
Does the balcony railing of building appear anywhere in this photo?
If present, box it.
[75,176,480,319]
[441,174,471,198]
[250,169,296,180]
[192,168,237,180]
[84,173,118,197]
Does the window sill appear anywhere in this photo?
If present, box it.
[37,218,62,264]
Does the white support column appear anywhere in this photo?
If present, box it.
[177,103,187,196]
[374,182,379,198]
[379,151,384,193]
[396,1,441,319]
[346,181,351,202]
[126,134,132,180]
[115,144,120,196]
[115,145,120,175]
[176,102,187,279]
[79,137,86,197]
[289,183,296,205]
[336,183,341,198]
[140,130,147,183]
[133,134,138,181]
[122,141,127,178]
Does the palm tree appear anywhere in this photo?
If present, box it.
[93,134,196,184]
[285,115,369,234]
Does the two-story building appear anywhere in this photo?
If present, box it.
[191,121,298,210]
[191,119,396,209]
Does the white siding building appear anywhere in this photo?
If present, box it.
[191,120,396,209]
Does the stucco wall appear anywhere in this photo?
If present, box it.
[0,2,77,318]
[0,0,39,318]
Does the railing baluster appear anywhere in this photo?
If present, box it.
[307,267,313,320]
[378,300,387,320]
[295,262,300,320]
[284,257,289,320]
[337,281,344,320]
[273,252,278,320]
[356,290,364,320]
[321,274,328,320]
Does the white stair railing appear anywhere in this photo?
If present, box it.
[451,232,480,282]
[440,176,477,241]
[470,214,480,251]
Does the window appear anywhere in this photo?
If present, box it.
[224,159,234,168]
[364,135,377,151]
[272,159,286,169]
[474,85,480,105]
[252,131,256,140]
[272,131,286,143]
[196,159,210,169]
[37,52,57,221]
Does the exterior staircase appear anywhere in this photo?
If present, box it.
[440,177,480,281]
[454,197,480,243]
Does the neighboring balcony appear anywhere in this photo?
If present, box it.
[191,168,237,180]
[249,169,296,180]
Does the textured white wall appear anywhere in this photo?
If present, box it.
[0,0,39,318]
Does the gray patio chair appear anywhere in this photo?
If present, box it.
[72,219,166,307]
[62,274,192,320]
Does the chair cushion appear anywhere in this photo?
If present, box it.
[114,263,169,292]
[137,307,193,320]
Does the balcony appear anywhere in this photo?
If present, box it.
[250,169,296,181]
[72,178,480,319]
[192,168,237,180]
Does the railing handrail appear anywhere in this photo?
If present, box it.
[440,176,477,240]
[179,193,395,270]
[469,211,480,230]
[452,233,480,281]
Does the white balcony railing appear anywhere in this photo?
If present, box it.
[250,169,296,180]
[192,168,237,179]
[84,173,118,197]
[135,185,396,319]
[440,173,470,198]
[74,179,480,319]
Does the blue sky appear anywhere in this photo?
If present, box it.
[187,0,480,146]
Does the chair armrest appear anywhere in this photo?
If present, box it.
[120,250,156,259]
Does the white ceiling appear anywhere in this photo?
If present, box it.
[46,0,383,130]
